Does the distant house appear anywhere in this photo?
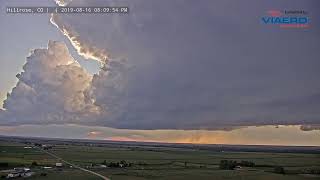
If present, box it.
[56,163,63,167]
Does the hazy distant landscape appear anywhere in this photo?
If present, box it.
[0,136,319,180]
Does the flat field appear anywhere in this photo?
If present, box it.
[0,140,319,180]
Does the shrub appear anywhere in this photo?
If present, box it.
[274,166,285,174]
[31,161,38,166]
[239,160,255,167]
[219,160,237,170]
[107,160,132,168]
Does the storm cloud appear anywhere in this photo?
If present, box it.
[0,0,320,130]
[1,41,101,125]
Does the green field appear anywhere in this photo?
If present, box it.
[1,141,320,180]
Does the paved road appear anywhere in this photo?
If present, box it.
[37,147,110,180]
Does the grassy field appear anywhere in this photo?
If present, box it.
[0,141,319,180]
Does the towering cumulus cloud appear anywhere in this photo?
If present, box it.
[1,41,100,125]
[0,39,128,126]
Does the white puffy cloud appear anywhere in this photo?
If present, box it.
[1,41,100,125]
[0,38,128,126]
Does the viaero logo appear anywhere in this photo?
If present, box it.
[262,10,310,28]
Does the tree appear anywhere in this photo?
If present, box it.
[274,166,285,174]
[219,160,237,170]
[239,160,255,167]
[31,161,38,166]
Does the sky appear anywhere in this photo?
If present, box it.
[0,0,319,145]
[0,0,100,106]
